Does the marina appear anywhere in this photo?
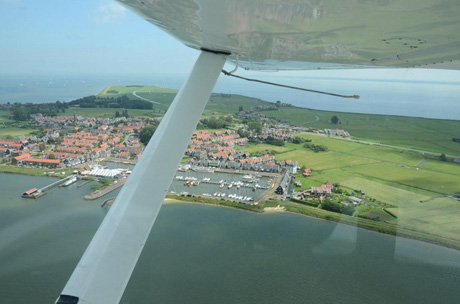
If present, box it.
[19,162,280,203]
[170,169,277,203]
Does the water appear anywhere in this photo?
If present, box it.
[170,170,270,200]
[101,162,268,199]
[1,73,459,120]
[1,173,460,303]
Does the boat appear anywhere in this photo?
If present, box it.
[228,182,233,189]
[242,174,254,181]
[61,176,78,187]
[192,167,214,173]
[178,164,191,172]
[219,183,224,188]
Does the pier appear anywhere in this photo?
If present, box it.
[39,175,74,192]
[77,180,91,188]
[83,177,127,200]
[22,175,74,198]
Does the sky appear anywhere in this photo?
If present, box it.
[1,0,460,83]
[0,0,200,75]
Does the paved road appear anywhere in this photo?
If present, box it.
[132,91,160,104]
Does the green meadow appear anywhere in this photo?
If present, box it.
[0,127,36,138]
[243,133,460,243]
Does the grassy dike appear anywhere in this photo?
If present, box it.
[0,164,62,177]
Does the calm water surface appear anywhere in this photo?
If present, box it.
[1,173,460,303]
[2,73,459,120]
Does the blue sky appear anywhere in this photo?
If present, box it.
[1,0,459,83]
[0,0,199,75]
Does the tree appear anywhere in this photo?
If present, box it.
[247,120,262,134]
[331,115,339,125]
[39,143,46,151]
[343,204,355,216]
[115,111,121,118]
[238,106,244,112]
[321,199,343,213]
[293,136,305,144]
[139,125,157,145]
[440,153,447,162]
[48,153,56,159]
[237,128,250,138]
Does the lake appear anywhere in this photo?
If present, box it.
[1,72,459,120]
[1,173,460,303]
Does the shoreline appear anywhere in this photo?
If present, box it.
[1,169,459,251]
[165,195,460,251]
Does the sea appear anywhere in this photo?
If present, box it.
[1,173,460,303]
[1,72,459,120]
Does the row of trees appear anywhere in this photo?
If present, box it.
[303,142,328,152]
[11,101,69,121]
[115,110,130,118]
[69,95,153,109]
[199,116,233,129]
[320,199,355,216]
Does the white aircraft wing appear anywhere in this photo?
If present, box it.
[57,1,460,303]
[118,0,460,70]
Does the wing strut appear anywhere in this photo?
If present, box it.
[57,51,227,304]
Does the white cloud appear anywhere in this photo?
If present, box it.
[92,0,127,24]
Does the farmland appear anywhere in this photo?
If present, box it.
[243,133,460,244]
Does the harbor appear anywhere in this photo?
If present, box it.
[169,169,278,204]
[20,163,283,204]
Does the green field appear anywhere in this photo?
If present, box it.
[259,107,460,156]
[243,134,460,243]
[0,127,35,138]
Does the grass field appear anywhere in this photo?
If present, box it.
[242,134,460,243]
[342,178,460,242]
[0,127,36,138]
[259,107,460,156]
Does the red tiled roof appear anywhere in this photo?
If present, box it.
[24,158,61,164]
[13,153,31,161]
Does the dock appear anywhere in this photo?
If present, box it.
[22,175,74,199]
[83,177,127,200]
[39,175,74,192]
[77,180,91,188]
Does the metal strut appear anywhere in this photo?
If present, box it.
[57,51,227,304]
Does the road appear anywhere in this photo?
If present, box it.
[132,91,160,104]
[304,131,459,158]
[346,138,459,158]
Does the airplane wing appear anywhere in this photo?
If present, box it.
[118,0,460,70]
[57,1,460,303]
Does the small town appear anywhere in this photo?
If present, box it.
[0,109,361,212]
